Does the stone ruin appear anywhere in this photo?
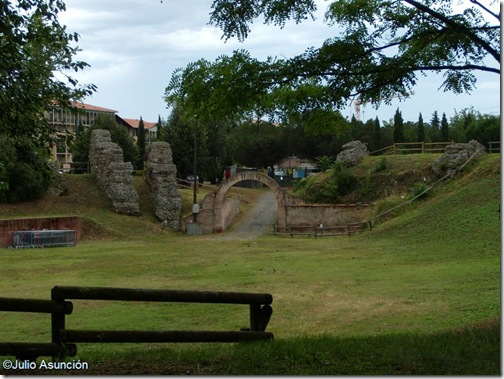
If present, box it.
[144,142,182,230]
[431,140,486,177]
[336,140,369,167]
[89,129,140,216]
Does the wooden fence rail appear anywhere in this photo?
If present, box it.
[488,141,500,153]
[369,141,454,155]
[0,286,274,361]
[273,222,369,237]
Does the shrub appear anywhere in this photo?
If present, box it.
[315,155,334,172]
[358,172,375,200]
[410,182,430,199]
[375,156,388,172]
[0,135,52,203]
[331,162,357,197]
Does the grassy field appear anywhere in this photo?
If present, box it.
[0,154,500,374]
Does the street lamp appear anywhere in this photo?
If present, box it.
[192,119,199,223]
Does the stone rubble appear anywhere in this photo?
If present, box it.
[431,140,486,176]
[336,140,369,167]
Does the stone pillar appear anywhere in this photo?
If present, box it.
[144,142,182,230]
[89,130,140,216]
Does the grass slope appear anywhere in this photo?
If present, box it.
[0,154,500,375]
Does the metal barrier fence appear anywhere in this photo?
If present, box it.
[7,230,76,248]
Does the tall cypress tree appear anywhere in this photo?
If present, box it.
[372,116,382,151]
[430,111,441,142]
[441,112,449,141]
[137,117,146,169]
[156,115,163,140]
[417,113,425,142]
[393,108,404,143]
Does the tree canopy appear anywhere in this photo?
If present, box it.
[165,0,499,123]
[0,0,95,141]
[0,0,94,202]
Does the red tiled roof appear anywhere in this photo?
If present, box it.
[121,118,157,129]
[71,101,118,114]
[50,100,118,114]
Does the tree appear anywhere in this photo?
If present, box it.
[230,121,287,169]
[166,0,499,126]
[441,112,450,141]
[0,0,94,202]
[71,116,138,170]
[451,109,500,146]
[372,117,382,152]
[393,108,404,143]
[417,113,425,142]
[156,115,163,140]
[161,105,201,180]
[430,111,441,142]
[137,117,146,168]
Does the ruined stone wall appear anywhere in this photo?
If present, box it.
[89,130,140,216]
[285,204,374,228]
[144,142,182,230]
[180,192,240,234]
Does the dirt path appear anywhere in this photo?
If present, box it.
[212,191,277,240]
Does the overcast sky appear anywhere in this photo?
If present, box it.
[59,0,500,124]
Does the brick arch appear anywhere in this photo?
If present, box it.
[213,172,287,233]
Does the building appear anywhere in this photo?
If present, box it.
[47,101,117,168]
[46,101,157,169]
[115,116,158,141]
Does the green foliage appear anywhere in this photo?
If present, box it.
[410,182,429,199]
[295,162,357,203]
[161,105,233,182]
[358,171,375,198]
[71,116,139,170]
[0,135,52,203]
[375,156,388,172]
[137,117,146,167]
[441,112,449,141]
[230,120,286,168]
[167,0,501,128]
[430,111,441,142]
[156,115,163,140]
[449,108,500,145]
[372,117,382,151]
[315,155,333,171]
[331,161,358,196]
[393,108,404,143]
[417,113,425,142]
[0,0,94,198]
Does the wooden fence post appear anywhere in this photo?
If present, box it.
[50,287,66,356]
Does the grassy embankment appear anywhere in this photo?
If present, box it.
[0,154,500,375]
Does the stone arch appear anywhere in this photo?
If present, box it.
[213,172,287,233]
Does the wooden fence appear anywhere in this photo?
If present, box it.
[370,141,454,155]
[273,222,369,237]
[0,286,274,360]
[488,141,500,153]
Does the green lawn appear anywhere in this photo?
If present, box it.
[0,154,500,374]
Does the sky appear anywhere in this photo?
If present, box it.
[58,0,500,124]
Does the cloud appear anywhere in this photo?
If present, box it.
[59,0,500,122]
